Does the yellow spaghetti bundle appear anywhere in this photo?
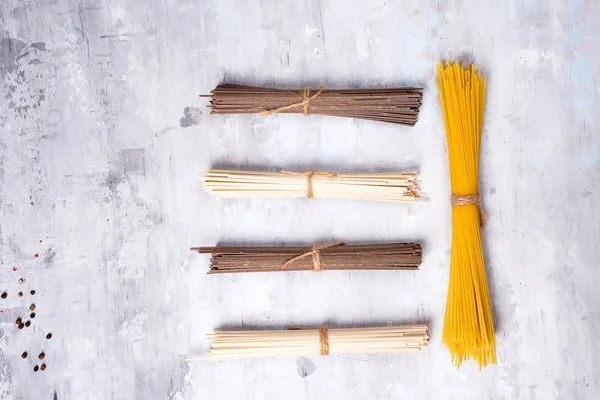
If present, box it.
[437,62,496,368]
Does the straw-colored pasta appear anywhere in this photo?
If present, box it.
[202,169,421,203]
[193,325,429,360]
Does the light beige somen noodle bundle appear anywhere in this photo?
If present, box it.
[202,169,421,203]
[192,325,429,360]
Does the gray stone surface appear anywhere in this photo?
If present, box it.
[0,0,599,399]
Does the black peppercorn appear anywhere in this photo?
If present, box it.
[46,333,52,339]
[25,321,31,327]
[33,365,39,372]
[18,323,24,329]
[30,290,36,295]
[1,292,7,299]
[30,312,36,318]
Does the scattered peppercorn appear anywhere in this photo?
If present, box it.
[29,304,35,311]
[33,365,39,372]
[46,333,52,339]
[18,323,24,329]
[1,292,7,299]
[18,292,23,297]
[21,352,28,359]
[40,364,46,371]
[25,321,31,328]
[15,318,22,325]
[30,290,36,295]
[38,352,45,360]
[30,312,36,318]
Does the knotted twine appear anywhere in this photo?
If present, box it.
[281,170,337,198]
[288,326,330,356]
[259,85,325,117]
[319,327,329,356]
[450,194,488,224]
[281,241,346,271]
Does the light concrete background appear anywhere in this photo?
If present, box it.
[1,0,599,399]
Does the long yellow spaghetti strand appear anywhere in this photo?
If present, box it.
[437,62,496,368]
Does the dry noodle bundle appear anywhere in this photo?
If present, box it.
[203,169,421,203]
[437,62,495,368]
[202,84,423,125]
[196,325,429,360]
[191,242,422,274]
